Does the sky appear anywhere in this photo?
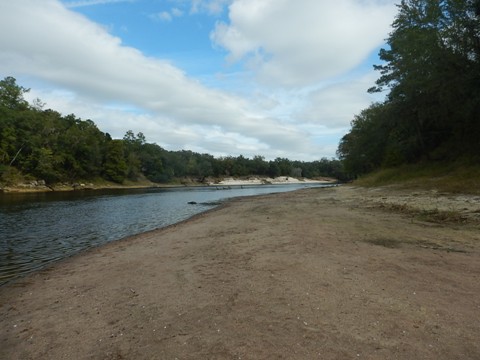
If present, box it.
[0,0,397,161]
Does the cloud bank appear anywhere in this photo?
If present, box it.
[212,0,396,87]
[0,0,396,160]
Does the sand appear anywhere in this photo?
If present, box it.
[1,186,479,359]
[213,176,333,186]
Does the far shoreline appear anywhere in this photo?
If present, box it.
[0,175,338,194]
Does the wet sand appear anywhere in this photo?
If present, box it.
[1,186,479,359]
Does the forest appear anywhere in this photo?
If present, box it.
[337,0,480,177]
[0,76,344,186]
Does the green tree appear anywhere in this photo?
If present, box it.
[272,158,292,176]
[267,161,280,178]
[340,0,480,175]
[252,155,269,175]
[338,103,397,176]
[0,77,31,169]
[197,154,214,178]
[104,140,128,183]
[29,147,63,183]
[232,155,249,177]
[139,143,165,182]
[0,76,30,110]
[369,0,480,159]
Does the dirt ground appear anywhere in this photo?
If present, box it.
[1,185,479,359]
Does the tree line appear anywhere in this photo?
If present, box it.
[0,76,345,185]
[337,0,480,177]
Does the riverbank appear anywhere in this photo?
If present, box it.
[1,185,479,359]
[0,176,336,193]
[214,176,334,186]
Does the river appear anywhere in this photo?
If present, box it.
[0,183,329,286]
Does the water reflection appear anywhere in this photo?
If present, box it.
[0,184,327,285]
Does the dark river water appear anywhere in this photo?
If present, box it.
[0,183,329,286]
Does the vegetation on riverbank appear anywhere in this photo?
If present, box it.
[337,1,480,179]
[0,76,346,189]
[353,162,480,195]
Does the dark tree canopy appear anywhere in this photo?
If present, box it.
[0,76,30,110]
[339,0,480,176]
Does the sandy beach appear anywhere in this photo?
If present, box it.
[1,186,479,359]
[213,176,333,186]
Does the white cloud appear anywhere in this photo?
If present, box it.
[63,0,135,8]
[0,0,397,161]
[151,11,173,22]
[0,0,328,160]
[212,0,397,87]
[298,72,383,129]
[149,8,184,22]
[190,0,231,15]
[171,7,184,17]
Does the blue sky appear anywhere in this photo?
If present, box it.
[0,0,398,161]
[65,1,221,61]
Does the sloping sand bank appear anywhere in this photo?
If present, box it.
[1,186,480,359]
[214,176,333,186]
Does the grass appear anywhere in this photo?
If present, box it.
[354,162,480,195]
[376,202,468,224]
[416,208,468,224]
[365,237,402,248]
[365,237,468,253]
